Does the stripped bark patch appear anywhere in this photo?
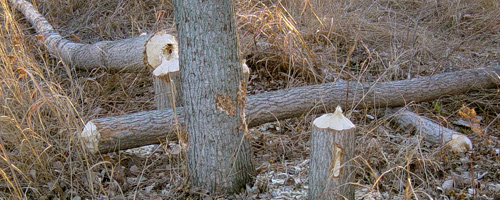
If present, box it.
[329,142,344,178]
[215,93,235,116]
[236,81,247,108]
[237,81,249,133]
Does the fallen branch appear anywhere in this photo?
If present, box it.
[386,107,473,152]
[82,66,500,153]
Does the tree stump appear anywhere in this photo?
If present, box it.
[309,106,356,200]
[145,32,186,144]
[153,74,182,109]
[145,32,182,109]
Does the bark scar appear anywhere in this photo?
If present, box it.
[215,93,235,116]
[237,81,249,134]
[329,142,344,178]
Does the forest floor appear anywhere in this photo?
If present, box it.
[1,0,499,199]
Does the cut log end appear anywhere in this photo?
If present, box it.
[145,32,179,77]
[446,133,473,153]
[80,121,100,153]
[313,106,355,130]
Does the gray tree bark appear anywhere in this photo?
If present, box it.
[8,0,156,72]
[386,107,473,152]
[309,109,356,200]
[80,66,500,153]
[173,0,254,195]
[154,73,182,109]
[153,73,186,143]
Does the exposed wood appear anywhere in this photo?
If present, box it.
[148,33,182,109]
[80,66,500,153]
[386,107,473,152]
[309,106,356,200]
[8,0,168,72]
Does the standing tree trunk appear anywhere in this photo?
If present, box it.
[173,0,255,195]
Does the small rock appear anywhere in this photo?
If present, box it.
[30,169,36,179]
[130,165,140,175]
[145,184,155,193]
[53,161,64,170]
[468,188,477,195]
[442,179,454,191]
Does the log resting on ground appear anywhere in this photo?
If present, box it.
[386,107,473,153]
[9,0,167,72]
[81,66,500,153]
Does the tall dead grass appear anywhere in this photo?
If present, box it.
[267,0,500,82]
[0,0,135,198]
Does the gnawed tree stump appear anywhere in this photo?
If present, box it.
[154,74,182,109]
[80,66,499,153]
[309,106,356,200]
[387,107,473,152]
[148,33,183,109]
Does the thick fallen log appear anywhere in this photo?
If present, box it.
[81,66,500,153]
[9,0,173,72]
[386,107,473,153]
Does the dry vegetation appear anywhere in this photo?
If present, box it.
[1,0,499,199]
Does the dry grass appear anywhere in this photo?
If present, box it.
[1,0,499,199]
[0,1,93,198]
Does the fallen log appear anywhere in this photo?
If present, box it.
[9,0,173,72]
[386,107,473,153]
[81,66,500,153]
